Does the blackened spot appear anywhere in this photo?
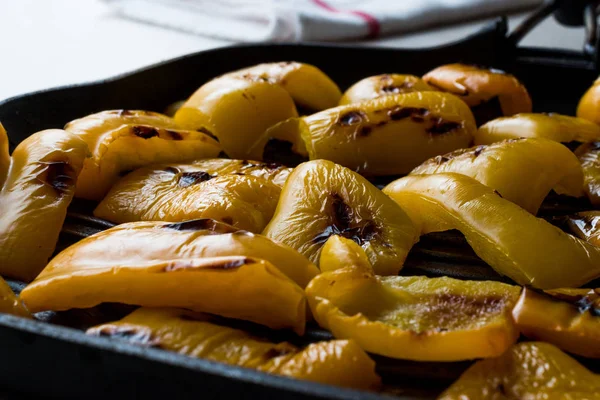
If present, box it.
[339,111,366,126]
[163,218,238,233]
[242,92,250,100]
[263,347,295,360]
[132,126,159,139]
[164,166,180,174]
[471,96,503,126]
[493,190,503,198]
[178,171,214,187]
[45,161,75,196]
[241,160,250,165]
[389,107,429,121]
[426,118,462,135]
[164,257,251,272]
[167,130,183,140]
[222,217,234,225]
[497,383,507,395]
[332,193,353,228]
[473,145,486,157]
[197,127,218,142]
[262,139,308,167]
[360,126,372,137]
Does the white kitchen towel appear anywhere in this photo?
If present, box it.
[103,0,543,42]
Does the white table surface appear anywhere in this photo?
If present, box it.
[0,0,588,102]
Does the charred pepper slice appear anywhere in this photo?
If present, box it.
[513,287,600,358]
[88,307,380,390]
[263,160,418,276]
[422,63,531,125]
[411,138,584,214]
[306,235,520,361]
[384,173,600,289]
[264,91,476,176]
[94,164,282,233]
[0,127,88,282]
[439,342,600,399]
[65,110,221,200]
[475,113,600,145]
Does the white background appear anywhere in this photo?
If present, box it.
[0,0,587,102]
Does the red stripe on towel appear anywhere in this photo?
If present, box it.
[312,0,381,39]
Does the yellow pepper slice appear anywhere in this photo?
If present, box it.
[0,277,30,318]
[306,235,520,361]
[575,142,600,206]
[339,74,436,105]
[512,287,600,358]
[577,76,600,125]
[87,307,380,390]
[265,92,476,176]
[410,138,584,214]
[475,112,600,145]
[174,75,298,160]
[384,173,600,288]
[263,160,418,276]
[65,110,221,200]
[230,62,342,111]
[94,164,282,233]
[438,342,600,400]
[422,63,532,125]
[0,128,88,282]
[564,210,600,246]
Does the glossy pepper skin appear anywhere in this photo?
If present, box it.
[384,173,600,289]
[65,110,221,200]
[410,138,584,214]
[577,76,600,125]
[339,74,436,105]
[174,76,298,160]
[422,63,532,125]
[439,342,600,400]
[575,142,600,206]
[263,160,418,276]
[88,308,380,390]
[513,287,600,358]
[265,92,476,176]
[229,62,342,111]
[565,211,600,246]
[94,164,282,233]
[0,128,88,282]
[186,158,292,187]
[21,219,320,333]
[0,278,30,318]
[475,113,600,145]
[306,235,520,361]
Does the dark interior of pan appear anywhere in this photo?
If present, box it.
[1,16,600,400]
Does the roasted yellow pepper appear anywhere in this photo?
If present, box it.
[577,76,600,125]
[410,138,584,214]
[65,110,221,200]
[265,92,476,176]
[384,173,600,288]
[475,112,600,145]
[575,142,600,206]
[339,74,436,105]
[174,76,298,160]
[564,210,600,246]
[438,342,600,400]
[94,164,282,233]
[0,277,30,318]
[87,307,380,390]
[21,219,321,333]
[185,158,291,187]
[422,63,532,125]
[0,127,88,282]
[306,235,520,361]
[263,160,417,276]
[229,62,342,111]
[513,287,600,358]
